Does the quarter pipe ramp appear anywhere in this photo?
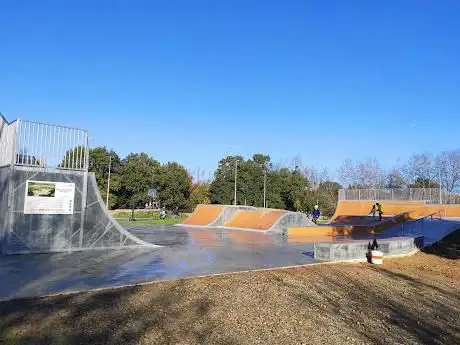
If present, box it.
[0,166,159,255]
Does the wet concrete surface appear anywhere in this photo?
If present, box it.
[0,225,315,301]
[1,219,458,302]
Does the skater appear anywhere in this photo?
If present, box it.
[312,205,321,224]
[172,206,179,218]
[159,207,167,220]
[376,202,383,221]
[369,204,376,218]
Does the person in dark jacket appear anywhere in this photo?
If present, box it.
[370,204,376,218]
[312,205,321,224]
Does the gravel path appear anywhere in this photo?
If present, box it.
[0,252,459,345]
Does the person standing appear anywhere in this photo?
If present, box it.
[370,204,376,218]
[376,202,383,221]
[312,205,321,224]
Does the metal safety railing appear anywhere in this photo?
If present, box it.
[398,210,443,238]
[338,188,459,204]
[0,116,89,171]
[0,116,17,167]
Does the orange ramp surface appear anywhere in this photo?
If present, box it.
[182,204,224,226]
[224,210,286,230]
[332,200,460,219]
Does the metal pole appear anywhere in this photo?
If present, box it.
[439,169,442,204]
[234,159,237,205]
[263,169,266,208]
[106,154,111,208]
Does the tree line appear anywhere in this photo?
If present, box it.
[84,147,460,214]
[85,148,341,215]
[338,150,460,193]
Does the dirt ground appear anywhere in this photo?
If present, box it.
[0,252,459,345]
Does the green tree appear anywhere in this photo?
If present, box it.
[88,147,122,209]
[190,182,211,208]
[209,155,244,205]
[279,167,310,211]
[156,162,192,211]
[118,153,160,210]
[316,181,342,216]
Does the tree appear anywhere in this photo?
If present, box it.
[339,158,385,188]
[118,153,160,210]
[303,165,329,190]
[209,155,244,205]
[156,162,192,211]
[385,168,406,189]
[436,150,460,193]
[88,147,122,209]
[403,153,437,188]
[190,182,211,207]
[316,181,342,216]
[279,167,310,211]
[59,145,87,169]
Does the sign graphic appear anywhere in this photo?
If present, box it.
[24,180,75,215]
[148,188,157,198]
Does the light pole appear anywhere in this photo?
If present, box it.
[106,154,112,208]
[439,169,442,204]
[263,169,267,208]
[234,159,238,205]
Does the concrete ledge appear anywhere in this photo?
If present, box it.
[314,236,424,262]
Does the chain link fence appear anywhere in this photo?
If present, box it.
[339,188,460,204]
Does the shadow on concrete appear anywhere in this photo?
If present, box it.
[421,229,459,260]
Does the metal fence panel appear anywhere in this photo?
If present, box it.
[0,117,17,166]
[339,188,458,204]
[14,120,89,170]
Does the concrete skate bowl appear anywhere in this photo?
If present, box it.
[223,209,315,233]
[179,204,256,227]
[0,166,158,254]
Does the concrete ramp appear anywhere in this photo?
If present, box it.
[223,210,285,230]
[180,204,225,226]
[0,166,159,254]
[223,209,316,233]
[84,174,159,250]
[208,205,257,226]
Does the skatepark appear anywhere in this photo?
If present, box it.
[1,115,459,301]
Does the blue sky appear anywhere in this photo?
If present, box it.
[1,1,459,180]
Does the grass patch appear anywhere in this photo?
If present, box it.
[118,216,186,225]
[111,210,161,219]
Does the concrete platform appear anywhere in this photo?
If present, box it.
[314,236,424,261]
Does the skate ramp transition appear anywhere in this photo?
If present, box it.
[180,204,256,227]
[181,205,225,226]
[0,166,158,255]
[180,205,315,232]
[221,209,315,232]
[332,200,460,219]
